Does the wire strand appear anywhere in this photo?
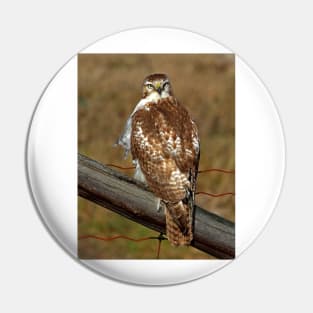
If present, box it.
[105,163,234,174]
[198,168,234,174]
[105,164,135,170]
[79,234,153,242]
[195,191,235,197]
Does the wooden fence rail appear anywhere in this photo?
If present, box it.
[78,153,235,259]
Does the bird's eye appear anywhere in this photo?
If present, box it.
[163,82,170,90]
[146,84,154,90]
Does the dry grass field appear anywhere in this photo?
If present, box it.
[78,54,235,259]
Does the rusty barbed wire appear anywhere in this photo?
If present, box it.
[79,233,167,258]
[80,163,234,258]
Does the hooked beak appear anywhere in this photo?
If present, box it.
[155,82,162,94]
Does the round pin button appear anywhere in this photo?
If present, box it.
[26,27,285,285]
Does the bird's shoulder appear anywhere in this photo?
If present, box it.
[132,96,190,127]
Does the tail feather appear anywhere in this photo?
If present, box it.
[165,201,193,246]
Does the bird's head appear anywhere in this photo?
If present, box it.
[142,73,173,100]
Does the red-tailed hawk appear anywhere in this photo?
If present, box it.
[118,73,200,246]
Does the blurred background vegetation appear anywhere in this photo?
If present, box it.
[78,54,235,259]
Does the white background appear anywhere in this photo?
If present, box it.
[0,1,312,312]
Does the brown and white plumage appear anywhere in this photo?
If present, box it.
[118,73,200,246]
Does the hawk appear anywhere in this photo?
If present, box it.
[117,73,200,246]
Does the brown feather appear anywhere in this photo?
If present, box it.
[165,201,193,246]
[131,95,199,246]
